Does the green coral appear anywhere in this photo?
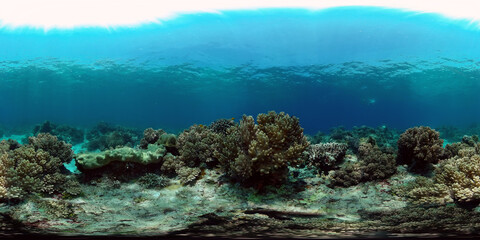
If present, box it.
[215,111,309,188]
[75,145,166,170]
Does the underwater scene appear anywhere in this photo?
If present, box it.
[1,5,480,239]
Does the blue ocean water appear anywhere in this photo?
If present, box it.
[0,7,479,135]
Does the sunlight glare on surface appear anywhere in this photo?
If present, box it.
[0,0,479,29]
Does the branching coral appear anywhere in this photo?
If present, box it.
[403,153,480,207]
[358,141,397,181]
[397,126,444,173]
[443,136,480,159]
[434,154,480,205]
[208,118,236,135]
[329,140,396,187]
[139,128,165,149]
[215,111,309,188]
[177,124,220,168]
[0,146,67,200]
[0,151,9,199]
[0,139,21,152]
[28,133,73,164]
[307,143,347,173]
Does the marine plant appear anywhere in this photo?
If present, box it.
[214,111,309,188]
[397,126,444,173]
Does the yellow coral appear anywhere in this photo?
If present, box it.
[435,155,480,203]
[0,152,9,198]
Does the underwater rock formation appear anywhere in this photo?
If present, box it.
[397,126,444,173]
[215,111,309,188]
[307,142,347,173]
[32,121,84,145]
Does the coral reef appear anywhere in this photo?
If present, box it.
[75,145,166,170]
[397,126,444,173]
[330,140,396,187]
[306,131,325,144]
[357,140,397,181]
[328,162,364,187]
[0,146,67,200]
[443,135,480,159]
[208,118,236,135]
[176,166,202,185]
[139,128,165,149]
[400,151,480,207]
[0,139,21,152]
[215,111,309,188]
[137,173,169,189]
[28,133,74,164]
[177,124,219,168]
[307,143,347,173]
[326,125,399,153]
[32,121,84,145]
[85,122,141,151]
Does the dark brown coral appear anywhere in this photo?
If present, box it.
[215,111,309,188]
[329,140,396,187]
[397,126,444,173]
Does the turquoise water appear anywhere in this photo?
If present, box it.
[0,7,479,133]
